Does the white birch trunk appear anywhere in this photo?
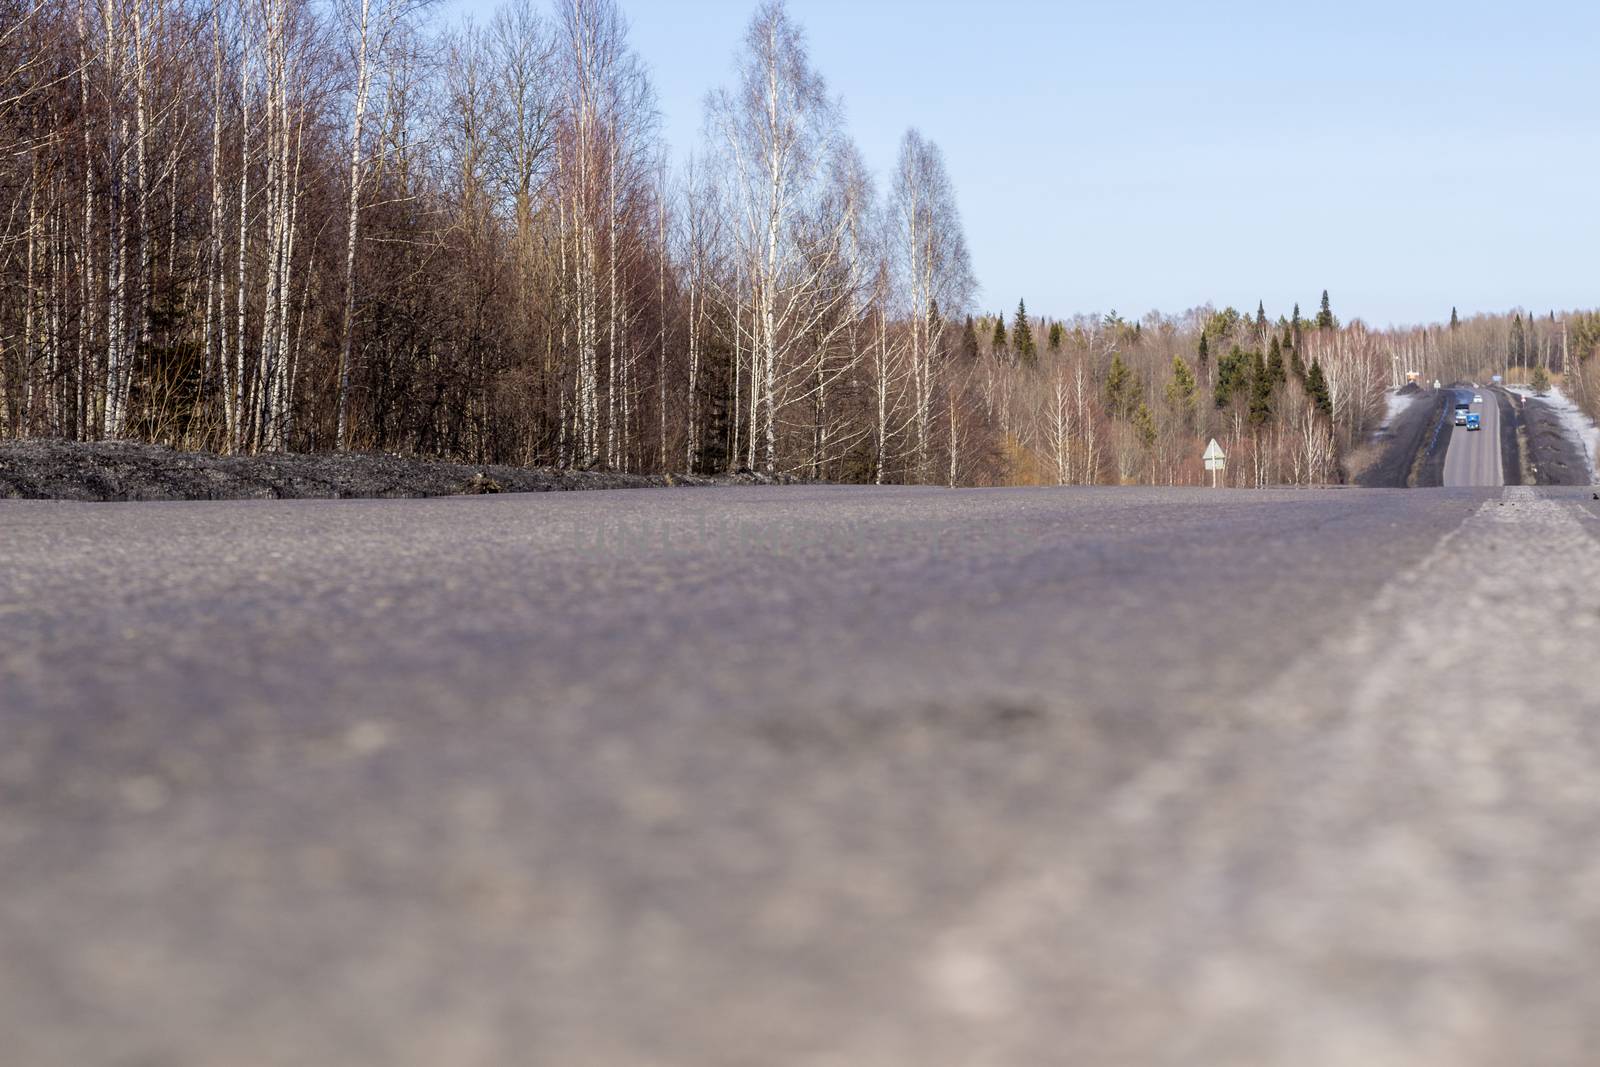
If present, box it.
[337,0,374,450]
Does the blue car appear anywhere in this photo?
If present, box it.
[1466,413,1481,431]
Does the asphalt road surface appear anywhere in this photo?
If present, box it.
[1443,387,1503,487]
[5,484,1600,1066]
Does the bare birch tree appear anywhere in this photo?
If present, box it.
[707,0,853,476]
[890,128,973,482]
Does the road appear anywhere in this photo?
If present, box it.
[1442,386,1503,487]
[5,485,1600,1066]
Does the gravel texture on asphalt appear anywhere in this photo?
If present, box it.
[4,485,1600,1066]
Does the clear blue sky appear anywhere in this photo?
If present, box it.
[440,0,1600,328]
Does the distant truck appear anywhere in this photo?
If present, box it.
[1466,412,1481,432]
[1454,401,1469,426]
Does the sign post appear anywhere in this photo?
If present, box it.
[1203,438,1227,488]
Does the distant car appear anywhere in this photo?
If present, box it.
[1455,409,1468,425]
[1466,413,1481,431]
[1473,394,1484,403]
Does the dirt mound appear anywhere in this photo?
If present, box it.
[0,440,796,502]
[1396,382,1421,396]
[1521,397,1592,486]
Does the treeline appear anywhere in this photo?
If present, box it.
[960,292,1381,488]
[1389,306,1600,424]
[0,0,985,482]
[947,295,1600,488]
[2,0,1594,486]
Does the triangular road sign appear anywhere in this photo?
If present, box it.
[1203,439,1226,462]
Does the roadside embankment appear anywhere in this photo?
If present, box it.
[0,440,795,501]
[1411,391,1456,488]
[1518,397,1592,486]
[1507,386,1598,486]
[1353,386,1450,488]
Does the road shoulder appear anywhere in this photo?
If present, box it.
[0,439,793,501]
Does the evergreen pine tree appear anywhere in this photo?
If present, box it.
[1315,290,1336,331]
[1215,345,1247,409]
[1166,355,1199,430]
[1288,340,1306,382]
[1197,332,1210,369]
[1012,299,1036,366]
[1307,359,1333,418]
[1291,303,1304,349]
[1511,313,1525,370]
[1048,321,1063,351]
[1133,402,1158,450]
[1105,353,1134,418]
[1256,301,1268,332]
[1267,335,1287,386]
[1248,351,1273,428]
[960,316,981,361]
[1532,364,1551,394]
[991,313,1007,355]
[1450,306,1460,331]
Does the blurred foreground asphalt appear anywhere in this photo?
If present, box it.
[5,484,1600,1066]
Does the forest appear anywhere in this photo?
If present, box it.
[2,0,1596,487]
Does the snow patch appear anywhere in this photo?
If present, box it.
[1507,385,1600,483]
[1378,389,1422,434]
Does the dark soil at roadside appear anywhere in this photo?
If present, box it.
[0,439,798,501]
[1518,394,1593,486]
[1494,389,1527,486]
[1354,388,1451,488]
[1411,393,1456,488]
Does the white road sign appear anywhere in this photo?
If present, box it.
[1203,439,1226,487]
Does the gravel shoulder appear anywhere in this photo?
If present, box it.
[0,439,788,501]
